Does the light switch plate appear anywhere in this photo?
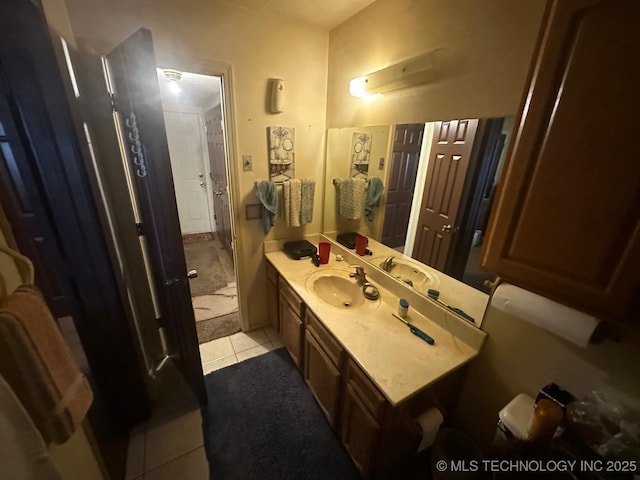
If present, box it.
[378,157,384,170]
[245,204,262,220]
[243,154,253,171]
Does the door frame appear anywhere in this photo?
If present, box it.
[155,53,246,331]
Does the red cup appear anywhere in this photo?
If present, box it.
[355,234,368,256]
[318,242,331,264]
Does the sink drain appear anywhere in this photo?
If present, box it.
[343,301,352,307]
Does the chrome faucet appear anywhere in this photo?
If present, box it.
[380,256,396,272]
[349,265,368,286]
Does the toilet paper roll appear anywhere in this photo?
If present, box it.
[416,407,443,453]
[492,283,601,348]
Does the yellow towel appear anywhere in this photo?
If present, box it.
[0,285,93,444]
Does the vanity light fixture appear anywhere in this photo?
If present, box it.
[163,68,183,94]
[349,50,438,98]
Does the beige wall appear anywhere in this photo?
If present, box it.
[63,0,329,329]
[327,0,547,127]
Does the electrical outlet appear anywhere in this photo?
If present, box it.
[243,154,253,171]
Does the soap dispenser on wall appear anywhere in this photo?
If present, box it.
[269,78,284,113]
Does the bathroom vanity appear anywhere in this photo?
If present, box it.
[265,236,486,478]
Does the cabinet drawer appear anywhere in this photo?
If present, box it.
[278,277,305,318]
[306,309,344,369]
[345,358,387,422]
[266,261,278,285]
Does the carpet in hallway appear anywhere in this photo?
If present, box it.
[201,348,360,480]
[185,237,235,297]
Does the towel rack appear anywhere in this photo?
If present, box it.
[332,178,371,186]
[254,180,285,187]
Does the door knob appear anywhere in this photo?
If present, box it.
[441,224,458,233]
[187,269,198,279]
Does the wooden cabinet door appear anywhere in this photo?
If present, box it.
[341,382,381,478]
[279,294,303,369]
[482,0,640,319]
[304,331,342,428]
[267,279,279,332]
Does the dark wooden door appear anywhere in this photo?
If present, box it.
[481,0,640,320]
[106,29,206,403]
[381,123,424,248]
[0,95,69,317]
[1,3,152,477]
[412,119,478,270]
[205,104,233,259]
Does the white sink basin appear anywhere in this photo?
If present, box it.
[374,257,439,292]
[305,270,380,310]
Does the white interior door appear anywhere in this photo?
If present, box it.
[163,110,212,234]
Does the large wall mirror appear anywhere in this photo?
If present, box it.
[322,117,515,325]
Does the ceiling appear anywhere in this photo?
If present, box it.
[156,69,221,109]
[226,0,376,29]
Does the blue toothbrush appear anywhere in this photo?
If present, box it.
[392,313,435,345]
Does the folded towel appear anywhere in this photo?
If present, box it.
[0,373,63,480]
[284,179,303,227]
[300,179,316,225]
[337,178,367,219]
[0,285,93,444]
[255,181,278,234]
[365,177,385,221]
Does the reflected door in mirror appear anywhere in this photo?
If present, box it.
[381,123,424,249]
[412,119,478,270]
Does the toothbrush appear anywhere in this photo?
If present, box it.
[427,289,476,324]
[392,313,435,345]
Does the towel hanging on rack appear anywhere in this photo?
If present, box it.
[0,285,93,444]
[283,179,315,226]
[0,373,63,479]
[254,181,278,234]
[300,179,315,225]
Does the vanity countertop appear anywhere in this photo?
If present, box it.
[265,247,487,406]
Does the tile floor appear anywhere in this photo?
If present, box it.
[125,327,283,479]
[200,326,284,375]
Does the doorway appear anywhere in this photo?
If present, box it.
[156,69,240,345]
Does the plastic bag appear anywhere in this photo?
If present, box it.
[566,390,640,461]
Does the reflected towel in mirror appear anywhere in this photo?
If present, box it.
[365,177,384,221]
[336,178,366,219]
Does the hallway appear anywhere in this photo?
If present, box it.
[184,236,240,343]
